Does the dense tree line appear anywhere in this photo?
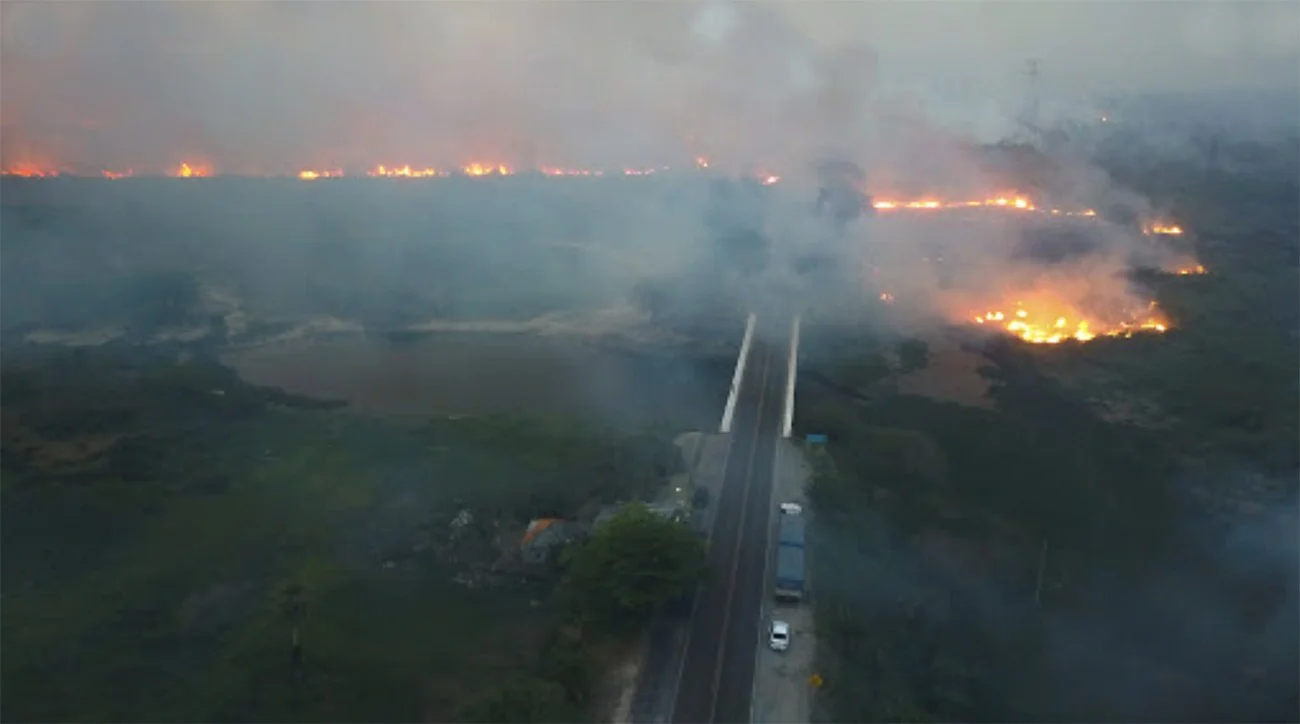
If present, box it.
[457,504,707,722]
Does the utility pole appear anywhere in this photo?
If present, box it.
[1022,59,1041,141]
[1033,537,1049,605]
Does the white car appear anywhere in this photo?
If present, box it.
[780,502,803,516]
[769,620,791,651]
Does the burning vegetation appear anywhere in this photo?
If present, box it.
[870,193,1099,218]
[299,168,344,180]
[172,162,212,178]
[2,161,60,178]
[971,298,1169,344]
[857,191,1194,346]
[2,159,734,181]
[2,154,1196,349]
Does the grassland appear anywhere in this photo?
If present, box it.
[794,139,1299,722]
[0,341,684,722]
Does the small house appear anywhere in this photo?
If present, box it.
[520,518,580,565]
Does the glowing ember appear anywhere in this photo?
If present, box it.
[461,163,512,177]
[2,162,59,177]
[1145,224,1184,236]
[172,162,211,178]
[870,195,1106,218]
[872,194,1036,212]
[540,166,600,177]
[299,168,344,180]
[3,161,702,178]
[368,165,441,178]
[970,299,1168,344]
[1176,264,1207,276]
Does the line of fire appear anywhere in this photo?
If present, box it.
[2,153,1202,346]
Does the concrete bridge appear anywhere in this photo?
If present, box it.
[669,313,804,724]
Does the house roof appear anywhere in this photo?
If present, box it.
[521,518,561,547]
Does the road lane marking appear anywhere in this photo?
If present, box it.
[671,316,757,723]
[720,313,757,433]
[781,314,800,438]
[746,319,796,722]
[708,346,772,722]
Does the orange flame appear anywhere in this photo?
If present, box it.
[873,194,1034,211]
[368,164,442,178]
[869,195,1107,218]
[970,297,1169,344]
[299,168,344,180]
[540,166,600,177]
[1176,264,1207,276]
[172,162,212,178]
[461,162,512,177]
[1145,224,1184,236]
[0,157,796,180]
[2,162,59,177]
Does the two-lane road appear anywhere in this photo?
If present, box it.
[673,318,788,724]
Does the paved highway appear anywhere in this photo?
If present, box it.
[673,318,788,724]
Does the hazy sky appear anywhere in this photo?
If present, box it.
[3,1,1297,174]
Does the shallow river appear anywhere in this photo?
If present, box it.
[225,332,731,429]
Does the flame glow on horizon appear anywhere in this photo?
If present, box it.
[366,165,444,178]
[461,163,512,177]
[2,162,60,178]
[299,168,344,180]
[871,194,1100,218]
[172,162,211,178]
[1,160,777,183]
[1,154,1197,349]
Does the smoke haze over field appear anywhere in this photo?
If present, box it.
[2,6,1296,722]
[3,2,1298,174]
[0,0,1260,346]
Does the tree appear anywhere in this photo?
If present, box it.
[539,633,594,706]
[561,504,706,629]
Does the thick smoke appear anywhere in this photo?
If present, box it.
[2,1,1230,348]
[3,2,879,174]
[2,4,1295,721]
[4,2,1298,175]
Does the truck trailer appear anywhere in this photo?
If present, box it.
[777,514,806,548]
[774,544,805,602]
